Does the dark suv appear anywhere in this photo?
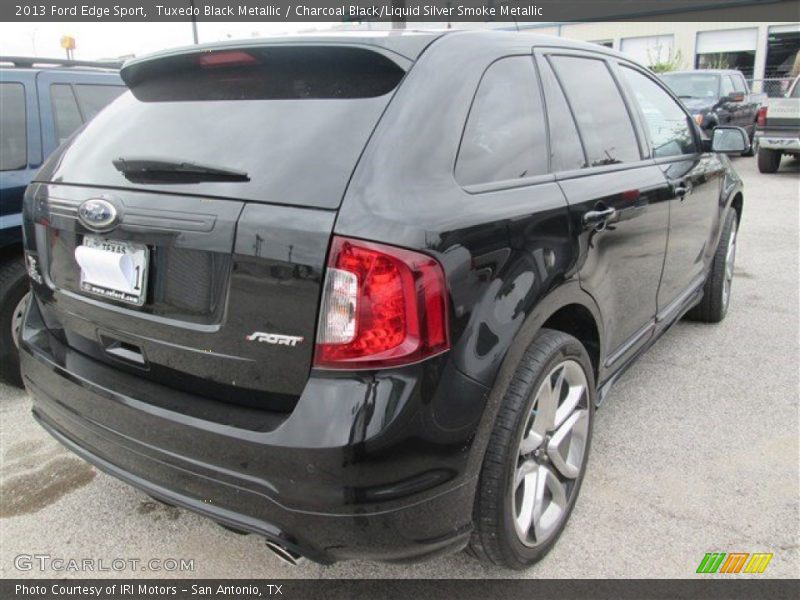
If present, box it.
[20,32,749,569]
[0,57,124,386]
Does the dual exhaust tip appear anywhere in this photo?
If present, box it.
[214,519,306,566]
[265,540,306,567]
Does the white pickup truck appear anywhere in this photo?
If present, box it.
[756,75,800,173]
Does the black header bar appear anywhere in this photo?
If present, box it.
[3,0,798,22]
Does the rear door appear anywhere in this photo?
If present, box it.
[538,50,671,374]
[616,64,726,317]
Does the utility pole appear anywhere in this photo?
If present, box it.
[391,0,406,29]
[189,0,199,44]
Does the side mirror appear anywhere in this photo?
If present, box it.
[724,91,745,103]
[711,126,750,154]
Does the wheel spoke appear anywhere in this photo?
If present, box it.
[554,361,586,429]
[513,459,538,539]
[530,465,568,544]
[519,367,561,455]
[547,409,590,479]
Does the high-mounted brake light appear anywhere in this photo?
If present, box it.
[196,51,258,68]
[756,106,768,128]
[314,236,450,369]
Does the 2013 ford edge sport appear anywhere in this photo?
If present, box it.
[20,31,749,569]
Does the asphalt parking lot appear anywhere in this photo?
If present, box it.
[1,155,798,580]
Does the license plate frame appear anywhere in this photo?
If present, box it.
[78,236,149,307]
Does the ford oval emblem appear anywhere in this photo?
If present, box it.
[78,198,118,231]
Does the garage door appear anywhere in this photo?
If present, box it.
[696,28,758,54]
[695,28,758,77]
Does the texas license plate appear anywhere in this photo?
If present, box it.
[75,236,149,306]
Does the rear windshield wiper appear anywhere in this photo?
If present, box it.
[113,157,250,183]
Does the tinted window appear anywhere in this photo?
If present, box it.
[0,83,27,171]
[50,84,84,144]
[550,56,640,167]
[720,75,735,97]
[73,84,125,120]
[539,59,586,171]
[41,47,405,208]
[456,56,548,186]
[621,67,696,158]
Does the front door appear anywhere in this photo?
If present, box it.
[615,64,727,317]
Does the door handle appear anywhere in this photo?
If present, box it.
[583,206,617,230]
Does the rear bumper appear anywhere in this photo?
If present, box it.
[20,301,488,564]
[756,132,800,152]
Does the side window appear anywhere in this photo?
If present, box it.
[73,84,124,121]
[0,83,27,171]
[620,67,696,159]
[550,56,640,167]
[456,56,548,186]
[50,84,84,144]
[539,59,586,171]
[720,75,735,97]
[731,74,747,93]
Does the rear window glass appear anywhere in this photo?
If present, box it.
[0,83,26,171]
[456,56,548,186]
[43,47,406,208]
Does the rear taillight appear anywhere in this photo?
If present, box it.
[314,236,450,369]
[757,106,768,128]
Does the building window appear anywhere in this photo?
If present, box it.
[620,35,675,69]
[765,24,800,97]
[695,28,758,79]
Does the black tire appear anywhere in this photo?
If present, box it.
[0,258,29,387]
[468,328,595,569]
[757,148,781,173]
[685,210,738,324]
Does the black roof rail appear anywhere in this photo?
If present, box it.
[0,56,123,69]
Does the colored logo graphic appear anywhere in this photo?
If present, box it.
[696,552,773,574]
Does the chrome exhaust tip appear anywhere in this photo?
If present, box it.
[265,541,306,566]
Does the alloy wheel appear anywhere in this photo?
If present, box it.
[11,292,29,349]
[512,359,590,547]
[722,227,737,310]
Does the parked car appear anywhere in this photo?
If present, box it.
[660,69,765,156]
[755,75,800,173]
[20,32,748,569]
[0,57,124,385]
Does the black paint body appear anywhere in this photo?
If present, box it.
[20,31,744,563]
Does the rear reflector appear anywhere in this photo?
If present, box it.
[314,236,450,369]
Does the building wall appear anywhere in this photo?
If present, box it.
[554,21,798,80]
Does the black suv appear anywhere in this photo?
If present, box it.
[20,32,749,569]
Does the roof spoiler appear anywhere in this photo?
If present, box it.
[0,56,122,69]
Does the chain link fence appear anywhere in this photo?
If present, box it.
[749,78,796,97]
